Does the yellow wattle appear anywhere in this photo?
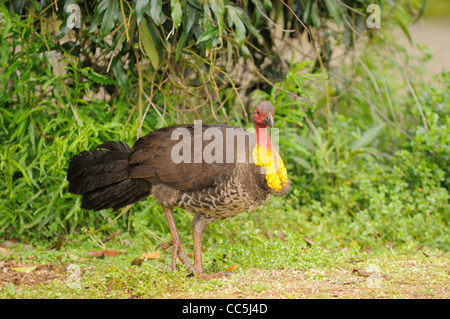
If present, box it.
[252,145,288,192]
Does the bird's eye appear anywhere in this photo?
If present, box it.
[257,111,260,115]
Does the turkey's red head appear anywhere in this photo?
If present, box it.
[253,101,275,128]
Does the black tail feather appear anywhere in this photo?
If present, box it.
[67,141,151,211]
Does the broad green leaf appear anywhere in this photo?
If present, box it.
[196,25,219,44]
[324,0,341,26]
[263,0,272,10]
[192,24,206,55]
[229,5,261,40]
[146,19,164,51]
[251,0,264,27]
[88,13,103,33]
[12,266,37,273]
[138,18,159,69]
[135,0,149,25]
[176,3,197,61]
[187,0,202,10]
[213,0,225,35]
[99,0,120,37]
[97,0,110,13]
[183,4,197,31]
[149,0,163,26]
[303,0,312,24]
[171,0,183,29]
[80,67,116,85]
[311,1,320,28]
[227,7,246,47]
[226,39,233,66]
[241,44,250,58]
[112,58,129,91]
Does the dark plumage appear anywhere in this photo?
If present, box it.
[67,101,290,278]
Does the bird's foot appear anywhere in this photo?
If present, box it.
[157,240,194,273]
[156,240,173,252]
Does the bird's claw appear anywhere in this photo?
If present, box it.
[157,239,195,273]
[156,240,173,252]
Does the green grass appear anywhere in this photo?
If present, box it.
[1,230,448,299]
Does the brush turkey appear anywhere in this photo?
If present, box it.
[67,101,290,278]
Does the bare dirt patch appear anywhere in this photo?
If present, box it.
[0,258,68,289]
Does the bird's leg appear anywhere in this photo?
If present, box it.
[192,214,215,274]
[162,206,194,272]
[192,214,231,279]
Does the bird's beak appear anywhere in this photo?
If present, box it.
[265,114,274,128]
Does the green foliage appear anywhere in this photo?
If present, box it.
[0,0,448,255]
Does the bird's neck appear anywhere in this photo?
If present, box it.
[252,123,288,193]
[254,123,272,151]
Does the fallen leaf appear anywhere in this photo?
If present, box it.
[422,251,435,258]
[131,251,160,266]
[225,264,239,272]
[103,250,124,257]
[141,251,160,259]
[12,265,38,273]
[303,236,316,246]
[86,250,104,258]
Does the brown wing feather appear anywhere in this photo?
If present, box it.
[129,124,259,191]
